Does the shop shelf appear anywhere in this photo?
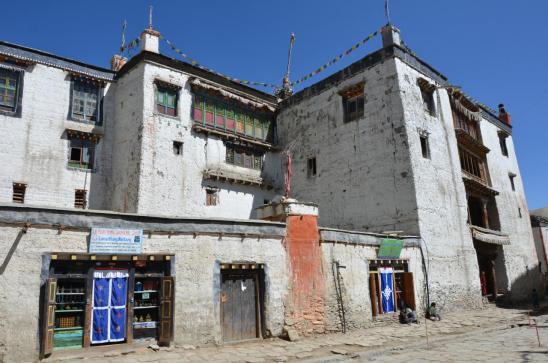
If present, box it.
[134,290,159,293]
[134,306,158,309]
[54,327,84,331]
[56,309,84,313]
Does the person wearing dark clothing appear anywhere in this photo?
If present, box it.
[532,289,540,309]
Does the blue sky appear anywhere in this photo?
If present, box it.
[3,0,547,209]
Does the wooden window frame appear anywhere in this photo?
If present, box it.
[307,157,317,177]
[206,188,218,206]
[342,94,365,123]
[12,182,26,203]
[225,144,263,170]
[74,189,87,209]
[192,93,272,142]
[0,68,19,111]
[70,79,100,123]
[156,86,178,117]
[68,138,96,170]
[418,79,436,117]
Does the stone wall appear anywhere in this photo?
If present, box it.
[276,58,420,235]
[394,58,483,308]
[0,205,288,362]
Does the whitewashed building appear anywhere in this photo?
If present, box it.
[0,23,542,362]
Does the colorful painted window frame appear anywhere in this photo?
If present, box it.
[0,68,18,110]
[192,93,272,142]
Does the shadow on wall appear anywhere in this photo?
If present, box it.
[496,261,545,308]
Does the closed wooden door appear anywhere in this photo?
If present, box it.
[221,274,258,342]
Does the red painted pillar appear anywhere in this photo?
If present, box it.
[257,199,326,336]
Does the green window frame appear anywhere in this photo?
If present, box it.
[192,93,272,142]
[71,79,99,122]
[0,68,18,110]
[156,87,178,116]
[68,138,95,170]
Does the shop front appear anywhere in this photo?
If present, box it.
[40,253,175,358]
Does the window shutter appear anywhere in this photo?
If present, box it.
[40,278,57,358]
[158,276,174,346]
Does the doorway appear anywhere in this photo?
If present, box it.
[220,265,263,342]
[369,260,415,317]
[91,270,128,344]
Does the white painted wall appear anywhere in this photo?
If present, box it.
[277,59,420,234]
[0,64,112,210]
[395,58,482,307]
[480,119,541,298]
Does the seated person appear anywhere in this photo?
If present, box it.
[426,302,441,321]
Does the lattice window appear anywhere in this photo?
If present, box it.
[12,182,26,203]
[192,94,272,141]
[72,80,99,122]
[74,189,87,209]
[0,68,18,110]
[225,144,263,170]
[156,87,177,116]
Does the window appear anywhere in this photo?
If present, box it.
[71,79,99,122]
[156,86,177,116]
[307,157,317,177]
[459,148,487,182]
[68,138,95,170]
[499,132,509,157]
[0,68,19,111]
[420,135,430,159]
[12,182,26,203]
[421,88,435,116]
[192,94,272,142]
[74,189,87,209]
[518,207,522,218]
[509,173,516,191]
[418,78,436,116]
[225,144,263,170]
[206,188,218,206]
[173,141,183,155]
[343,94,365,123]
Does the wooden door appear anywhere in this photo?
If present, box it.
[158,276,174,346]
[369,273,378,317]
[221,273,258,342]
[40,278,57,359]
[402,272,416,310]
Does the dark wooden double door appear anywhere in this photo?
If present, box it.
[221,272,260,342]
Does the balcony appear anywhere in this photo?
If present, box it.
[470,225,510,246]
[455,128,490,155]
[462,170,499,196]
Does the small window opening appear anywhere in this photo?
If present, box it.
[420,135,430,159]
[74,189,87,209]
[206,188,218,206]
[518,207,522,218]
[307,157,317,177]
[509,174,516,191]
[173,141,183,155]
[418,79,436,116]
[340,84,365,123]
[499,133,509,157]
[12,182,26,203]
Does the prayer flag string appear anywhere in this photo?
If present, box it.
[160,35,279,90]
[120,37,140,53]
[290,28,382,87]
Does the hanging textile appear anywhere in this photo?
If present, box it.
[91,270,129,344]
[379,267,395,313]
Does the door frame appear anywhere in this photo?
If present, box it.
[219,264,264,343]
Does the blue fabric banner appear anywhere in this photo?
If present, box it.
[92,308,108,343]
[93,278,109,308]
[111,277,127,307]
[91,271,128,344]
[110,307,126,341]
[379,267,395,313]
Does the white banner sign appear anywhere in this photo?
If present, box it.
[89,228,143,254]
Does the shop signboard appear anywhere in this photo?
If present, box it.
[89,228,143,254]
[377,238,403,259]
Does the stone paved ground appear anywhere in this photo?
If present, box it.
[42,304,548,363]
